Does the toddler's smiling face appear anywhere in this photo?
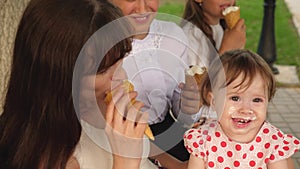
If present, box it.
[213,73,268,143]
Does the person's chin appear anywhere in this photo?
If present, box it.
[128,13,155,34]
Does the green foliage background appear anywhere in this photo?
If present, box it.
[159,0,300,76]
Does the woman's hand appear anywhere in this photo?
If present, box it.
[104,87,149,169]
[219,18,246,54]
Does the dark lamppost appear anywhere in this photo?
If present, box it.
[257,0,279,74]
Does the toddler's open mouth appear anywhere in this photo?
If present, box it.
[232,117,252,124]
[231,115,257,128]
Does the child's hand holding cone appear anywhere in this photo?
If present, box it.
[223,6,240,29]
[181,66,206,115]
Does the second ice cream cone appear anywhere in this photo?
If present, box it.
[223,6,240,29]
[185,65,207,90]
[105,80,155,140]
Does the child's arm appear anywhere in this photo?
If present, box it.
[267,158,291,169]
[287,157,295,169]
[187,155,205,169]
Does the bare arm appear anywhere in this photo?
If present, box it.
[66,156,80,169]
[187,155,205,169]
[112,156,141,169]
[287,158,295,169]
[267,158,292,169]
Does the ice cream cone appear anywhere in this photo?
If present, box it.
[104,80,134,105]
[185,65,207,109]
[105,80,155,140]
[144,125,155,141]
[185,65,207,90]
[223,6,240,29]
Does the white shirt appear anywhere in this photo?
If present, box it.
[74,120,156,169]
[123,19,193,125]
[182,23,223,67]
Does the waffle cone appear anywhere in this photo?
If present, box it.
[185,67,207,108]
[194,73,206,89]
[185,68,207,91]
[224,8,240,29]
[104,80,134,104]
[104,80,154,140]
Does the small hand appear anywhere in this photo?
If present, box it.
[180,76,202,115]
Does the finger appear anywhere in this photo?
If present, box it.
[178,82,185,90]
[181,98,201,107]
[135,112,149,136]
[105,100,115,125]
[104,82,125,105]
[113,91,137,127]
[181,90,201,100]
[184,76,198,90]
[125,101,144,129]
[105,88,124,124]
[184,85,199,91]
[235,18,245,28]
[181,96,201,114]
[183,85,201,93]
[137,110,149,124]
[181,104,201,115]
[110,79,123,90]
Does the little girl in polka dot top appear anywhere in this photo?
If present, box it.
[184,49,300,169]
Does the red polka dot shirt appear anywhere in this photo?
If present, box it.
[184,120,300,169]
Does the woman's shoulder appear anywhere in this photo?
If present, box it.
[73,128,113,168]
[182,22,206,39]
[66,156,80,169]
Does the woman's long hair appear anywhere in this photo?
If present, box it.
[0,0,131,168]
[181,0,216,47]
[181,0,229,49]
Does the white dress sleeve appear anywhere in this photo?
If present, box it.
[182,23,219,68]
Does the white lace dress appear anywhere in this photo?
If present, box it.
[123,19,201,125]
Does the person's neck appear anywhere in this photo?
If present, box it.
[204,14,220,25]
[133,33,148,40]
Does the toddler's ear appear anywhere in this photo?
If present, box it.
[208,92,215,109]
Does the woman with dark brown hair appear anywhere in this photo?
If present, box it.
[0,0,156,168]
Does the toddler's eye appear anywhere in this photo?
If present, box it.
[253,98,263,103]
[230,96,240,101]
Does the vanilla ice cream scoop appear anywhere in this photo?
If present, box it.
[185,65,207,89]
[186,65,206,76]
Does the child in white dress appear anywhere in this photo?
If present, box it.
[181,0,246,67]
